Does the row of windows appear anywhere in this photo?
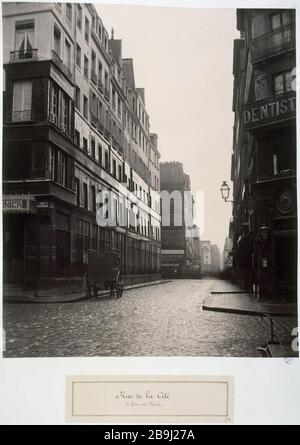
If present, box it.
[76,44,109,90]
[73,178,161,240]
[76,3,108,50]
[49,146,73,189]
[254,69,294,100]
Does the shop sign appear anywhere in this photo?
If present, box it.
[3,194,36,214]
[243,93,296,130]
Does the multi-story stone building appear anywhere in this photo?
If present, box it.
[230,9,296,301]
[2,2,161,289]
[160,161,201,277]
[200,241,220,276]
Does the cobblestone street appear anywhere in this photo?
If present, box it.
[3,279,278,358]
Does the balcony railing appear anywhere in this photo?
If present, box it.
[10,49,38,62]
[251,23,295,63]
[104,88,110,101]
[98,79,104,93]
[242,90,296,131]
[51,50,73,82]
[91,70,98,85]
[90,112,98,127]
[9,110,33,123]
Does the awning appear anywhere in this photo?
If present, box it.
[3,193,36,214]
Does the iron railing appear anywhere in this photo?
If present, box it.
[10,110,33,122]
[252,23,295,62]
[91,70,98,85]
[51,50,73,82]
[10,49,37,62]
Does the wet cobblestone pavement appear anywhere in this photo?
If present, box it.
[3,279,287,357]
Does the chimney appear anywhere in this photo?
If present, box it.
[111,28,114,39]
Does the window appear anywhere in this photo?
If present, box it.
[271,11,291,30]
[77,4,82,29]
[75,178,80,206]
[98,61,103,82]
[85,17,89,42]
[53,25,61,56]
[83,183,88,209]
[118,165,122,182]
[75,86,80,111]
[84,55,89,78]
[15,20,35,59]
[112,159,117,177]
[91,138,96,158]
[104,151,109,170]
[50,82,59,123]
[64,38,71,69]
[61,152,66,186]
[91,50,96,73]
[98,144,102,165]
[74,129,80,146]
[273,145,292,175]
[76,44,81,67]
[254,75,270,100]
[49,146,56,181]
[90,185,96,212]
[274,71,293,95]
[12,80,32,122]
[117,97,121,117]
[66,3,72,22]
[83,137,88,153]
[62,93,70,134]
[83,95,88,119]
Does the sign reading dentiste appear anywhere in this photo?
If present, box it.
[243,94,296,129]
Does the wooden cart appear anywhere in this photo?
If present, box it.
[83,251,124,299]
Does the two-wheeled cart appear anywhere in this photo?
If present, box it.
[83,250,124,299]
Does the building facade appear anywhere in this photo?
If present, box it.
[200,241,220,276]
[230,9,296,301]
[160,161,201,277]
[2,2,161,289]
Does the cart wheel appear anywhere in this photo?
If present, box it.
[83,273,91,299]
[116,272,124,299]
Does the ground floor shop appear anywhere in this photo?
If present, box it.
[3,195,161,289]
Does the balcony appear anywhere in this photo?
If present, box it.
[90,112,98,128]
[8,110,33,123]
[242,90,296,131]
[10,49,38,62]
[104,88,110,102]
[91,69,98,85]
[51,50,73,83]
[251,23,295,63]
[98,79,104,93]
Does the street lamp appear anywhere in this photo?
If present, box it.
[220,181,232,203]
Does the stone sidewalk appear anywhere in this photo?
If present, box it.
[202,283,298,357]
[3,279,171,304]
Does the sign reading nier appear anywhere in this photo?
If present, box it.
[3,194,36,214]
[243,93,296,130]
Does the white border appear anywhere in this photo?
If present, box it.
[0,0,299,425]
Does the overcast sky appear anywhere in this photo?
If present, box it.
[96,4,240,254]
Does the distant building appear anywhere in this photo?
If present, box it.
[200,241,220,276]
[160,161,201,277]
[223,236,233,272]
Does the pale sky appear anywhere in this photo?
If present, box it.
[96,4,240,254]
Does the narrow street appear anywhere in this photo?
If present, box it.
[3,279,274,358]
